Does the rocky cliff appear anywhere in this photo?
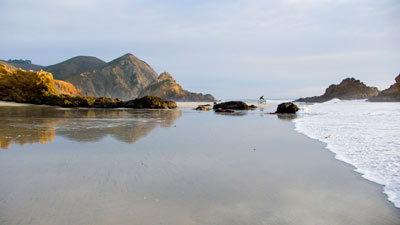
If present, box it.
[369,74,400,102]
[295,78,379,103]
[138,72,214,101]
[53,80,84,97]
[67,53,158,99]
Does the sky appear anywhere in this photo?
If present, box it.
[1,0,399,99]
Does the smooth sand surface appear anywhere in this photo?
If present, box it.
[0,106,399,225]
[0,100,35,106]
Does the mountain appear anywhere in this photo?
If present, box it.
[138,72,214,101]
[295,78,379,103]
[1,59,43,71]
[44,56,106,80]
[67,53,158,99]
[369,74,400,102]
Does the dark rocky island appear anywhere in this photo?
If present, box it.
[295,78,379,103]
[369,74,400,102]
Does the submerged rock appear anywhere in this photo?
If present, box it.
[276,102,299,114]
[124,96,177,109]
[295,77,379,103]
[195,106,210,111]
[213,101,249,110]
[369,74,400,102]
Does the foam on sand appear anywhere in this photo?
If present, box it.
[294,100,400,207]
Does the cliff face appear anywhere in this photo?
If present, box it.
[369,74,400,102]
[0,65,59,103]
[296,78,379,103]
[68,53,158,99]
[138,72,215,101]
[53,80,84,97]
[44,56,106,80]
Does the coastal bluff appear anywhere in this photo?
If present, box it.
[369,74,400,102]
[295,78,379,103]
[139,72,214,101]
[0,65,176,109]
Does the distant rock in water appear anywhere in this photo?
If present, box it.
[67,53,159,100]
[44,56,106,80]
[369,74,400,102]
[295,78,379,103]
[213,101,249,110]
[276,102,299,114]
[1,59,43,71]
[53,80,84,97]
[138,72,214,102]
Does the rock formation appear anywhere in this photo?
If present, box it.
[0,65,176,109]
[295,78,379,103]
[369,74,400,102]
[138,72,214,101]
[276,102,299,114]
[213,101,249,110]
[53,80,84,96]
[124,96,177,109]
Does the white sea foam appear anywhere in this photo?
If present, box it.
[293,100,400,207]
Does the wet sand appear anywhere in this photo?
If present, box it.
[0,106,399,225]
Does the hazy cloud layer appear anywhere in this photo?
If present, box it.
[1,0,399,98]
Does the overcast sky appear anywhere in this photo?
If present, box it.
[1,0,399,99]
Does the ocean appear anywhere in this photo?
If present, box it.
[294,99,400,208]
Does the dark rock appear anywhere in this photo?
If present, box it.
[213,101,249,110]
[195,106,210,111]
[295,77,379,103]
[369,74,400,102]
[249,105,257,109]
[276,102,299,114]
[215,108,235,113]
[123,96,177,109]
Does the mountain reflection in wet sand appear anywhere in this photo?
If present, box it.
[0,106,181,149]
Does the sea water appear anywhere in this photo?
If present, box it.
[294,99,400,208]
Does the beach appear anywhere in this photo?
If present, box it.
[0,104,399,225]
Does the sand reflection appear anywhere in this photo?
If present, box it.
[0,106,181,149]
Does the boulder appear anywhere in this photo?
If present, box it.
[195,106,210,111]
[276,102,299,114]
[213,101,249,110]
[123,96,177,109]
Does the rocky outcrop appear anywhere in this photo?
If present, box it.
[53,80,84,96]
[1,59,43,71]
[295,78,379,103]
[369,74,400,102]
[0,65,59,104]
[44,56,106,80]
[213,101,249,110]
[276,102,299,114]
[124,96,177,109]
[0,65,176,109]
[67,54,158,99]
[138,72,214,101]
